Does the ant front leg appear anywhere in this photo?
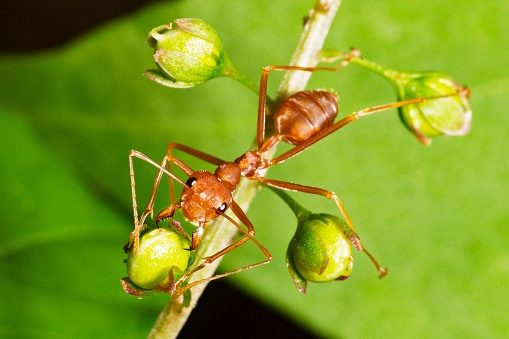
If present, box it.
[128,150,192,254]
[128,150,169,254]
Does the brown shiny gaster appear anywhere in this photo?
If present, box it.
[275,90,338,145]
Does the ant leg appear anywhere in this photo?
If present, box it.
[256,49,361,150]
[128,150,168,254]
[128,150,194,254]
[167,142,227,166]
[172,200,272,298]
[257,177,387,277]
[268,89,470,165]
[258,177,356,232]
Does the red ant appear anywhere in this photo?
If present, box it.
[128,49,468,298]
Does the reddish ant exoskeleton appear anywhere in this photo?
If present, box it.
[128,49,468,298]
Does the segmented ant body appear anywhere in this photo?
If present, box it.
[128,49,466,297]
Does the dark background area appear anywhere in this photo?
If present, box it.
[0,0,155,52]
[0,1,318,337]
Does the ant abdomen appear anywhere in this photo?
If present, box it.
[274,90,338,145]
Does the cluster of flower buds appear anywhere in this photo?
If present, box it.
[124,18,472,298]
[145,19,472,145]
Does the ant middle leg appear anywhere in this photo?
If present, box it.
[257,176,387,277]
[257,176,357,233]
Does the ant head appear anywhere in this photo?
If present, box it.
[181,170,233,223]
[215,162,241,191]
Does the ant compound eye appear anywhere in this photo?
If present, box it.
[218,203,228,213]
[186,177,197,188]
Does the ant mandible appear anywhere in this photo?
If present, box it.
[128,49,467,298]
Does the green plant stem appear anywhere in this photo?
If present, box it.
[227,66,261,96]
[267,185,310,220]
[277,0,342,98]
[350,55,400,83]
[147,1,342,338]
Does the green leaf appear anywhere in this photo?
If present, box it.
[0,112,167,337]
[1,0,509,338]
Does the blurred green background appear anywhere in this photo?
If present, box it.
[1,0,508,338]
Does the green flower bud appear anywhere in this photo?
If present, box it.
[144,18,234,88]
[392,72,471,145]
[286,213,353,293]
[125,227,192,291]
[346,53,471,145]
[270,188,385,294]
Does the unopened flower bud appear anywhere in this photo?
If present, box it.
[286,213,353,293]
[345,52,471,145]
[144,18,233,88]
[124,227,192,292]
[392,72,471,145]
